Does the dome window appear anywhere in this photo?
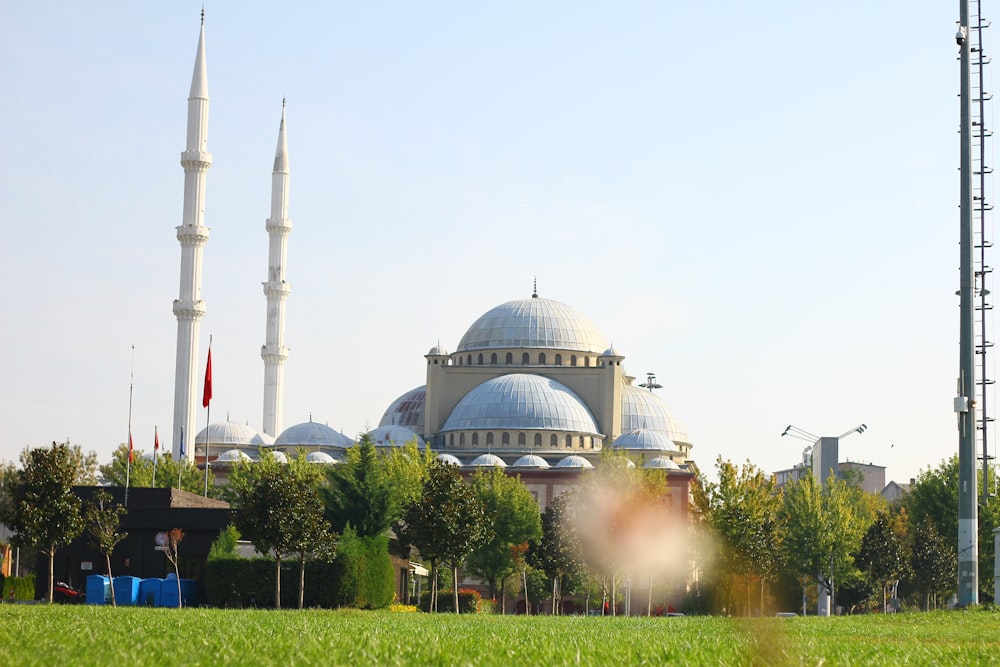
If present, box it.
[534,433,542,447]
[506,352,513,364]
[555,354,562,366]
[565,435,572,448]
[522,352,530,364]
[502,432,510,446]
[518,432,526,446]
[478,353,484,365]
[487,432,494,447]
[550,434,557,447]
[491,353,498,365]
[539,353,546,365]
[571,355,577,366]
[472,433,479,446]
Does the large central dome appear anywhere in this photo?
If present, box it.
[441,374,600,433]
[456,295,608,353]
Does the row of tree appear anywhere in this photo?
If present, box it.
[694,455,990,615]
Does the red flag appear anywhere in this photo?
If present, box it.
[154,426,160,452]
[202,348,213,408]
[128,432,134,463]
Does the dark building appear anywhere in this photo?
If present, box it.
[40,486,230,601]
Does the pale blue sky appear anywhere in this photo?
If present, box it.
[0,2,969,484]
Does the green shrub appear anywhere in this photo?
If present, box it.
[331,528,394,609]
[208,525,241,561]
[206,558,340,608]
[3,575,36,602]
[419,588,482,613]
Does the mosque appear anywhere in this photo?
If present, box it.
[170,21,697,502]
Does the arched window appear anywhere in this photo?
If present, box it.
[486,433,494,447]
[584,356,590,367]
[522,352,530,364]
[518,433,526,446]
[449,434,454,447]
[472,433,479,446]
[467,355,472,365]
[534,433,542,447]
[579,435,584,448]
[571,355,577,366]
[502,432,510,446]
[555,354,562,366]
[478,353,483,365]
[565,435,572,448]
[550,434,557,447]
[491,353,498,365]
[539,353,546,365]
[506,352,513,364]
[459,433,465,446]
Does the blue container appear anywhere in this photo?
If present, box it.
[160,574,200,607]
[86,575,110,605]
[159,574,181,608]
[179,579,199,607]
[112,576,141,606]
[139,578,163,607]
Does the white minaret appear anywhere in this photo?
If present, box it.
[172,17,211,460]
[261,101,292,436]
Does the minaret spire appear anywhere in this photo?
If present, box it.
[172,18,212,460]
[262,100,292,436]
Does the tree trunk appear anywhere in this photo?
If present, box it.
[429,562,437,613]
[174,557,182,609]
[275,554,282,610]
[746,577,752,617]
[551,576,557,615]
[500,578,506,615]
[299,555,306,610]
[453,565,460,614]
[106,553,116,607]
[523,566,530,616]
[882,583,887,614]
[47,547,55,604]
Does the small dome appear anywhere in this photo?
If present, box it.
[644,456,680,470]
[602,346,620,357]
[428,344,449,356]
[456,297,608,353]
[620,385,690,447]
[268,450,289,464]
[379,386,426,433]
[442,374,600,434]
[468,453,507,468]
[215,449,252,464]
[306,451,339,464]
[367,425,425,448]
[276,421,354,448]
[437,453,462,466]
[613,428,679,452]
[254,431,276,446]
[512,454,551,469]
[555,455,594,469]
[196,421,267,447]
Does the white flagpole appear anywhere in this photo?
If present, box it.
[125,345,135,507]
[152,426,158,487]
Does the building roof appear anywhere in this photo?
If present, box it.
[367,424,425,448]
[379,385,426,433]
[441,374,600,433]
[456,296,608,353]
[620,385,690,446]
[275,420,353,448]
[613,428,679,452]
[195,421,271,447]
[512,454,551,469]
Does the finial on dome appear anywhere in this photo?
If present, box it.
[309,412,313,422]
[226,411,231,421]
[532,277,538,298]
[201,6,205,25]
[282,97,286,109]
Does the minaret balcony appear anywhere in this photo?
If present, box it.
[265,217,293,234]
[180,150,213,172]
[173,299,206,321]
[176,225,210,245]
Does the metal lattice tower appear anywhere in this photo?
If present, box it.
[972,0,996,502]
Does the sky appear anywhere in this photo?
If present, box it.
[0,2,976,485]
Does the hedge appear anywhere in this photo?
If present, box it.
[419,588,482,613]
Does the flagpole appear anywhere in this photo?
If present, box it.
[152,425,159,487]
[125,345,135,507]
[177,426,185,490]
[202,336,213,497]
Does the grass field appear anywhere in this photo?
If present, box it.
[1,606,998,666]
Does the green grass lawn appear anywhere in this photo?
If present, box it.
[0,606,997,666]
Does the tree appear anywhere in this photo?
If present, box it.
[529,491,584,615]
[163,528,184,607]
[903,455,1000,601]
[2,443,85,602]
[696,458,781,616]
[466,468,542,612]
[99,444,206,496]
[229,451,335,609]
[910,515,956,611]
[208,525,241,560]
[396,460,486,613]
[855,513,907,613]
[84,490,127,606]
[322,434,393,537]
[778,473,869,615]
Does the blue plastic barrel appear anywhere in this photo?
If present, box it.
[86,575,110,605]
